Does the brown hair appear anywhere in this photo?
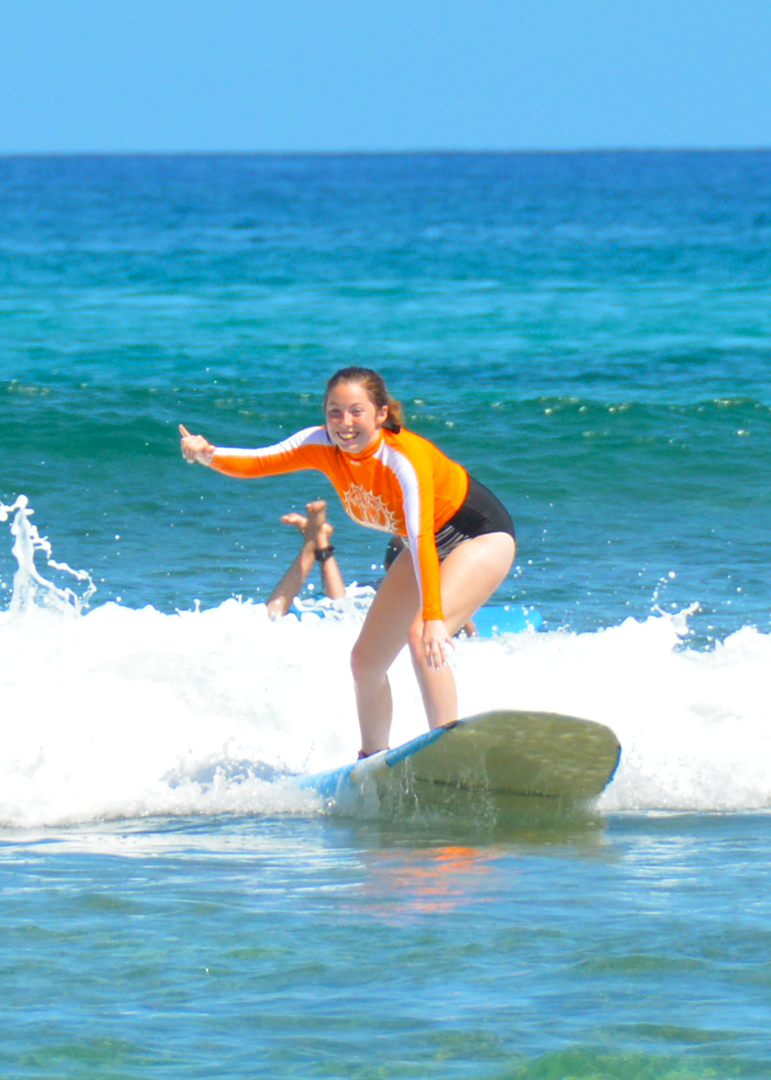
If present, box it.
[323,366,403,432]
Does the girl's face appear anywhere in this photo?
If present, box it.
[325,381,388,455]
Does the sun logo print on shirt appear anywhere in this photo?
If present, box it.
[342,484,397,532]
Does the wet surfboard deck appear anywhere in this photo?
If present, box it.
[299,709,621,813]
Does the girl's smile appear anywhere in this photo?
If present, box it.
[325,382,388,455]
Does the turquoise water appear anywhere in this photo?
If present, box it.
[2,152,771,1076]
[4,815,771,1078]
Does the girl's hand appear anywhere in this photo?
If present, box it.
[179,424,215,466]
[422,618,455,670]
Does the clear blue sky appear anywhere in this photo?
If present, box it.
[1,0,769,153]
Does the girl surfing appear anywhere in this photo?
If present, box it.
[180,367,516,757]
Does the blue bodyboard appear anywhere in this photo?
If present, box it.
[469,604,542,636]
[290,601,542,636]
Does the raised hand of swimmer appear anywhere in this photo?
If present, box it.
[179,424,215,466]
[422,618,455,670]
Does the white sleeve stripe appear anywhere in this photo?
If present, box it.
[380,443,426,610]
[217,426,329,458]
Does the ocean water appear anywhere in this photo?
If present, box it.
[2,152,771,1078]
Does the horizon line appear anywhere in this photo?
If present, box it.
[2,146,771,159]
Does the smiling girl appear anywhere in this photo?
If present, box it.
[180,366,516,756]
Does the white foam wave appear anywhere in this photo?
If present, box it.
[2,497,770,827]
[1,594,770,827]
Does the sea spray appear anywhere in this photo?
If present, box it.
[0,495,96,615]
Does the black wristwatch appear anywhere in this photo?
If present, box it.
[315,545,335,563]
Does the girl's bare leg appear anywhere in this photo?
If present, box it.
[407,532,516,728]
[351,533,515,751]
[349,550,420,755]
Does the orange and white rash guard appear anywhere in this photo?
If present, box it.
[211,426,469,622]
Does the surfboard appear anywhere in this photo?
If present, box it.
[299,709,621,814]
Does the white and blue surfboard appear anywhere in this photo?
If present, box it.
[299,709,620,814]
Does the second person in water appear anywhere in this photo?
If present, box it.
[180,366,516,756]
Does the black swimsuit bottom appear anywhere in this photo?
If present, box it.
[434,475,515,560]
